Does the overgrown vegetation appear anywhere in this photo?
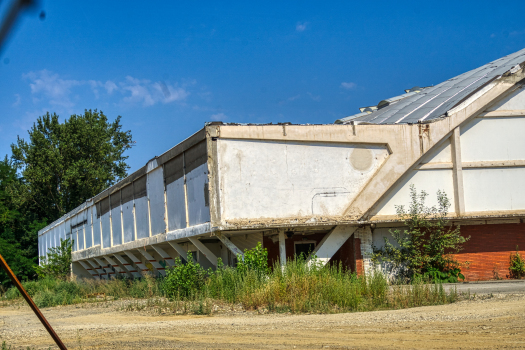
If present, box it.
[373,185,469,283]
[35,238,73,280]
[509,246,525,279]
[0,110,132,287]
[3,244,459,314]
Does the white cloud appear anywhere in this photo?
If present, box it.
[340,82,357,90]
[12,94,21,107]
[210,113,227,121]
[307,92,321,101]
[278,94,301,106]
[22,70,191,109]
[119,77,189,106]
[296,22,308,32]
[23,70,82,108]
[104,81,118,94]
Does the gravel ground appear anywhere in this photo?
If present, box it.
[1,293,525,349]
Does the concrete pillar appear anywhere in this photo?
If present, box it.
[354,226,373,275]
[278,230,286,267]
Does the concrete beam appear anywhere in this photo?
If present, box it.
[216,233,244,260]
[167,241,188,262]
[150,245,176,267]
[78,260,100,279]
[102,255,129,278]
[307,225,357,266]
[124,250,150,275]
[86,259,108,279]
[94,257,115,278]
[188,237,218,267]
[113,254,141,278]
[451,127,466,216]
[136,248,166,276]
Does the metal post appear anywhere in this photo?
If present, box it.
[0,253,67,350]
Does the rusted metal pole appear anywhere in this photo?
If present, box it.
[0,253,68,350]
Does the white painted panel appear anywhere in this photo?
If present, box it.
[460,117,525,162]
[59,222,66,243]
[101,212,111,248]
[92,205,101,246]
[111,206,122,246]
[148,167,166,235]
[166,177,186,230]
[463,167,525,212]
[218,139,389,220]
[135,196,149,239]
[78,226,84,250]
[64,218,71,243]
[373,169,455,216]
[187,163,210,226]
[38,235,43,261]
[51,227,56,249]
[72,228,78,251]
[122,200,135,243]
[487,86,525,111]
[85,207,92,249]
[419,139,451,164]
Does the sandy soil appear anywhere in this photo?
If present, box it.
[1,294,525,349]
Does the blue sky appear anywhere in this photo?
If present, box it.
[1,1,525,172]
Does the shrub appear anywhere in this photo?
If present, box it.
[163,252,207,299]
[35,238,72,280]
[236,242,269,277]
[373,185,469,283]
[509,246,525,279]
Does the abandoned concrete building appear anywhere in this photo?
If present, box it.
[39,47,525,281]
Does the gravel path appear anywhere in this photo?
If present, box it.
[1,293,524,349]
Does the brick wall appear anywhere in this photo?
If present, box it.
[454,223,525,281]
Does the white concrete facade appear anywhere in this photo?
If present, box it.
[37,53,525,280]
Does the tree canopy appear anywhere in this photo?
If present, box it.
[11,110,133,220]
[0,110,132,285]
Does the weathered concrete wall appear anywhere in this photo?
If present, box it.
[216,139,389,225]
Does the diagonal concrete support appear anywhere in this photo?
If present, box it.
[307,225,357,266]
[94,257,115,278]
[167,241,189,262]
[87,259,108,279]
[78,260,100,279]
[124,250,151,275]
[188,237,218,267]
[216,233,244,260]
[113,254,141,278]
[136,248,166,276]
[150,245,176,267]
[102,255,128,278]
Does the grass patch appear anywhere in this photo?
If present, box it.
[2,256,459,314]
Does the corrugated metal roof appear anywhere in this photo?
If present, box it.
[338,48,525,125]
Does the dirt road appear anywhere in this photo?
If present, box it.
[1,293,525,349]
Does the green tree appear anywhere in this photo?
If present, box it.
[11,110,133,220]
[373,185,469,283]
[0,157,45,286]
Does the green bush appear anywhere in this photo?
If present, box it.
[509,246,525,279]
[163,252,207,299]
[35,238,73,280]
[373,185,469,283]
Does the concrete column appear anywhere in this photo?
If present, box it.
[354,226,373,275]
[278,230,286,267]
